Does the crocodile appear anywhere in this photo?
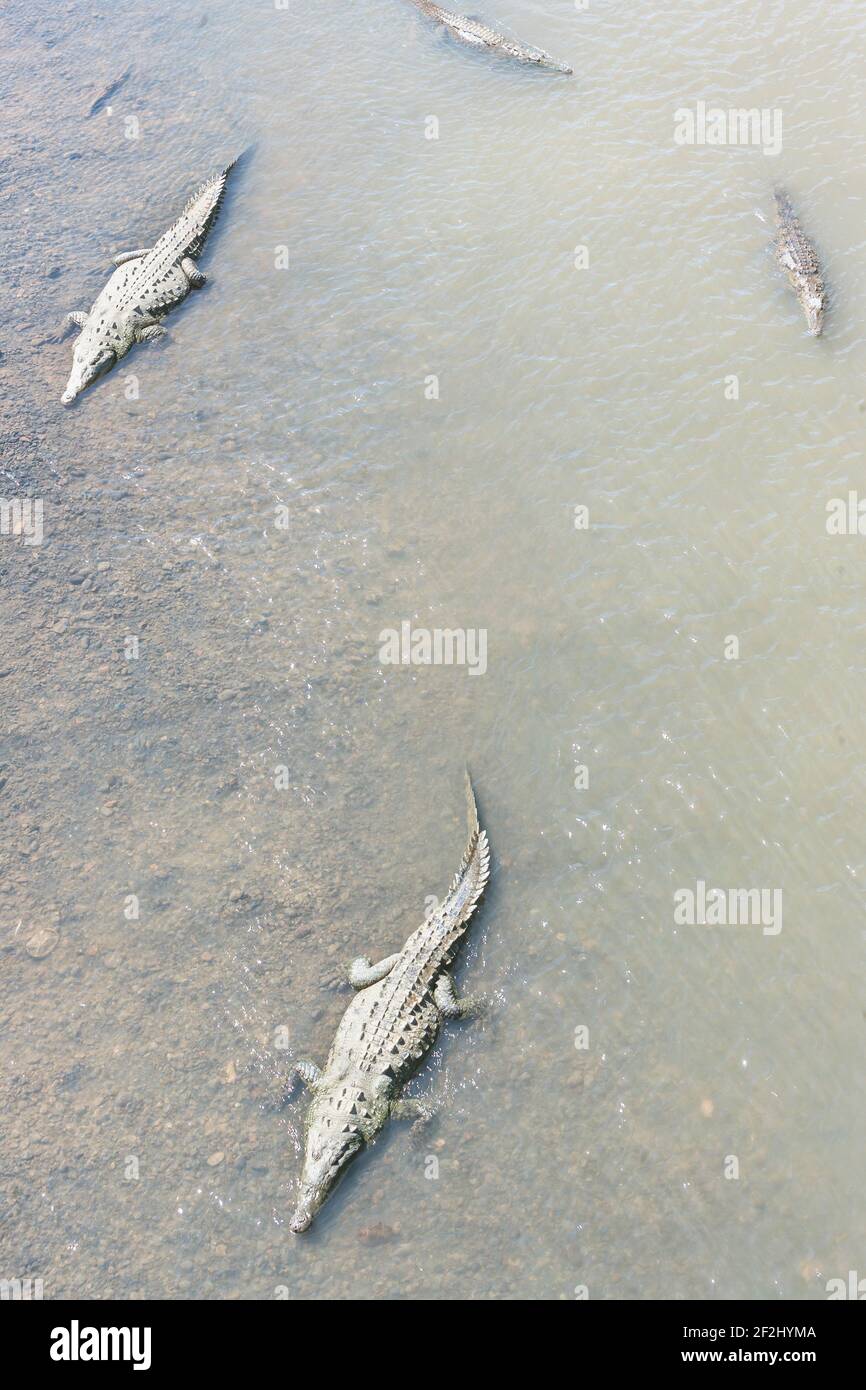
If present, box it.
[773,189,825,337]
[407,0,572,74]
[288,771,491,1233]
[61,163,235,404]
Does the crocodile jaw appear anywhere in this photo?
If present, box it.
[61,345,116,404]
[290,1127,363,1234]
[806,297,824,337]
[530,50,572,74]
[289,1194,317,1234]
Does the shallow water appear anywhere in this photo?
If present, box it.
[2,0,866,1299]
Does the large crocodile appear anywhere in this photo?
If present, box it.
[61,163,235,404]
[288,771,491,1233]
[773,189,825,337]
[407,0,572,74]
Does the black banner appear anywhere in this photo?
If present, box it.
[5,1298,860,1372]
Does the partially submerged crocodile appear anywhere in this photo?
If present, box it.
[773,189,825,337]
[288,771,491,1233]
[61,163,235,404]
[407,0,572,74]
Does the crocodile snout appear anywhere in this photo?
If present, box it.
[290,1206,313,1234]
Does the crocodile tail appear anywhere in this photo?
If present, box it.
[465,766,479,834]
[180,161,237,259]
[449,769,490,908]
[456,768,480,875]
[408,770,489,973]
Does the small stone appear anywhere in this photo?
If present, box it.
[700,1098,714,1118]
[357,1222,400,1245]
[207,1151,224,1167]
[26,927,59,959]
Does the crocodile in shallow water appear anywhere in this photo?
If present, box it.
[61,163,235,404]
[288,771,491,1232]
[407,1,572,74]
[773,189,825,337]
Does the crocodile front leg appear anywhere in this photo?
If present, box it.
[434,973,485,1019]
[274,1058,323,1109]
[391,1096,435,1135]
[287,1059,321,1095]
[113,248,152,265]
[348,953,400,988]
[66,312,89,330]
[135,321,166,343]
[180,256,206,288]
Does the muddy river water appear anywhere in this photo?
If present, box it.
[2,0,866,1299]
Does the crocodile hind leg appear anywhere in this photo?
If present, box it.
[180,255,206,288]
[113,248,152,265]
[434,973,485,1020]
[136,323,166,343]
[392,1097,435,1137]
[348,953,400,988]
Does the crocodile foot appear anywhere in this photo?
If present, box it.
[181,255,206,288]
[348,952,400,988]
[285,1059,321,1100]
[392,1096,435,1140]
[434,973,487,1020]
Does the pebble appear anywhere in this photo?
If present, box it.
[26,927,59,959]
[207,1151,225,1167]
